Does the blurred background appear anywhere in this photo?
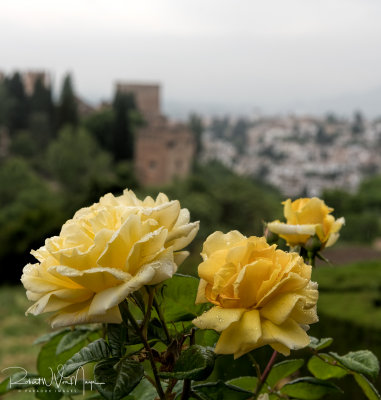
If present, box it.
[1,0,381,397]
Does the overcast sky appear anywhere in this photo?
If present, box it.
[1,0,381,117]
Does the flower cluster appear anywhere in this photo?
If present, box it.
[21,190,199,327]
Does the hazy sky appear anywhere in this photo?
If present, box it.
[1,0,381,116]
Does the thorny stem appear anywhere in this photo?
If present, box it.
[165,378,178,397]
[119,300,166,400]
[180,328,196,400]
[142,286,155,339]
[253,350,278,399]
[153,296,171,343]
[248,353,262,381]
[180,380,191,400]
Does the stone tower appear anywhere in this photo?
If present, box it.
[116,82,195,186]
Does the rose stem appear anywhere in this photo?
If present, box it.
[253,350,278,399]
[153,296,171,344]
[141,286,155,339]
[119,300,166,400]
[180,328,195,400]
[248,353,262,380]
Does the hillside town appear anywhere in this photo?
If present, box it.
[201,114,381,196]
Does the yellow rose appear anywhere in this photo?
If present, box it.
[21,190,199,328]
[267,198,345,248]
[192,231,318,358]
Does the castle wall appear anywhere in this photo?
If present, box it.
[135,122,195,186]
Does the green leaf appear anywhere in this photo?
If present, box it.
[126,379,183,400]
[0,371,40,393]
[125,377,157,400]
[56,329,92,355]
[94,358,144,400]
[330,350,380,380]
[226,376,258,392]
[159,345,215,381]
[266,359,304,387]
[0,377,10,395]
[62,338,111,376]
[192,381,253,400]
[308,336,333,351]
[354,373,381,400]
[280,377,343,399]
[159,274,209,323]
[308,354,348,380]
[35,388,63,400]
[33,329,70,345]
[107,324,127,357]
[195,329,220,348]
[37,331,90,379]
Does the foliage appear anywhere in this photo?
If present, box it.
[323,174,381,243]
[1,274,379,399]
[312,261,381,330]
[112,91,137,161]
[0,158,64,282]
[44,126,114,204]
[83,108,115,152]
[57,73,78,129]
[4,72,29,133]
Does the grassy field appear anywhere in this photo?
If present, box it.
[0,286,50,399]
[312,260,381,332]
[1,259,380,397]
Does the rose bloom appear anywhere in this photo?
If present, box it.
[267,198,345,248]
[21,190,199,328]
[193,231,318,358]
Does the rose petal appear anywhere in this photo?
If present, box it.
[267,222,317,236]
[49,265,131,293]
[202,231,246,259]
[50,302,121,328]
[193,306,246,332]
[260,318,310,355]
[195,279,209,304]
[173,251,189,267]
[214,309,261,358]
[166,222,200,251]
[26,288,93,315]
[97,214,143,270]
[88,249,176,315]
